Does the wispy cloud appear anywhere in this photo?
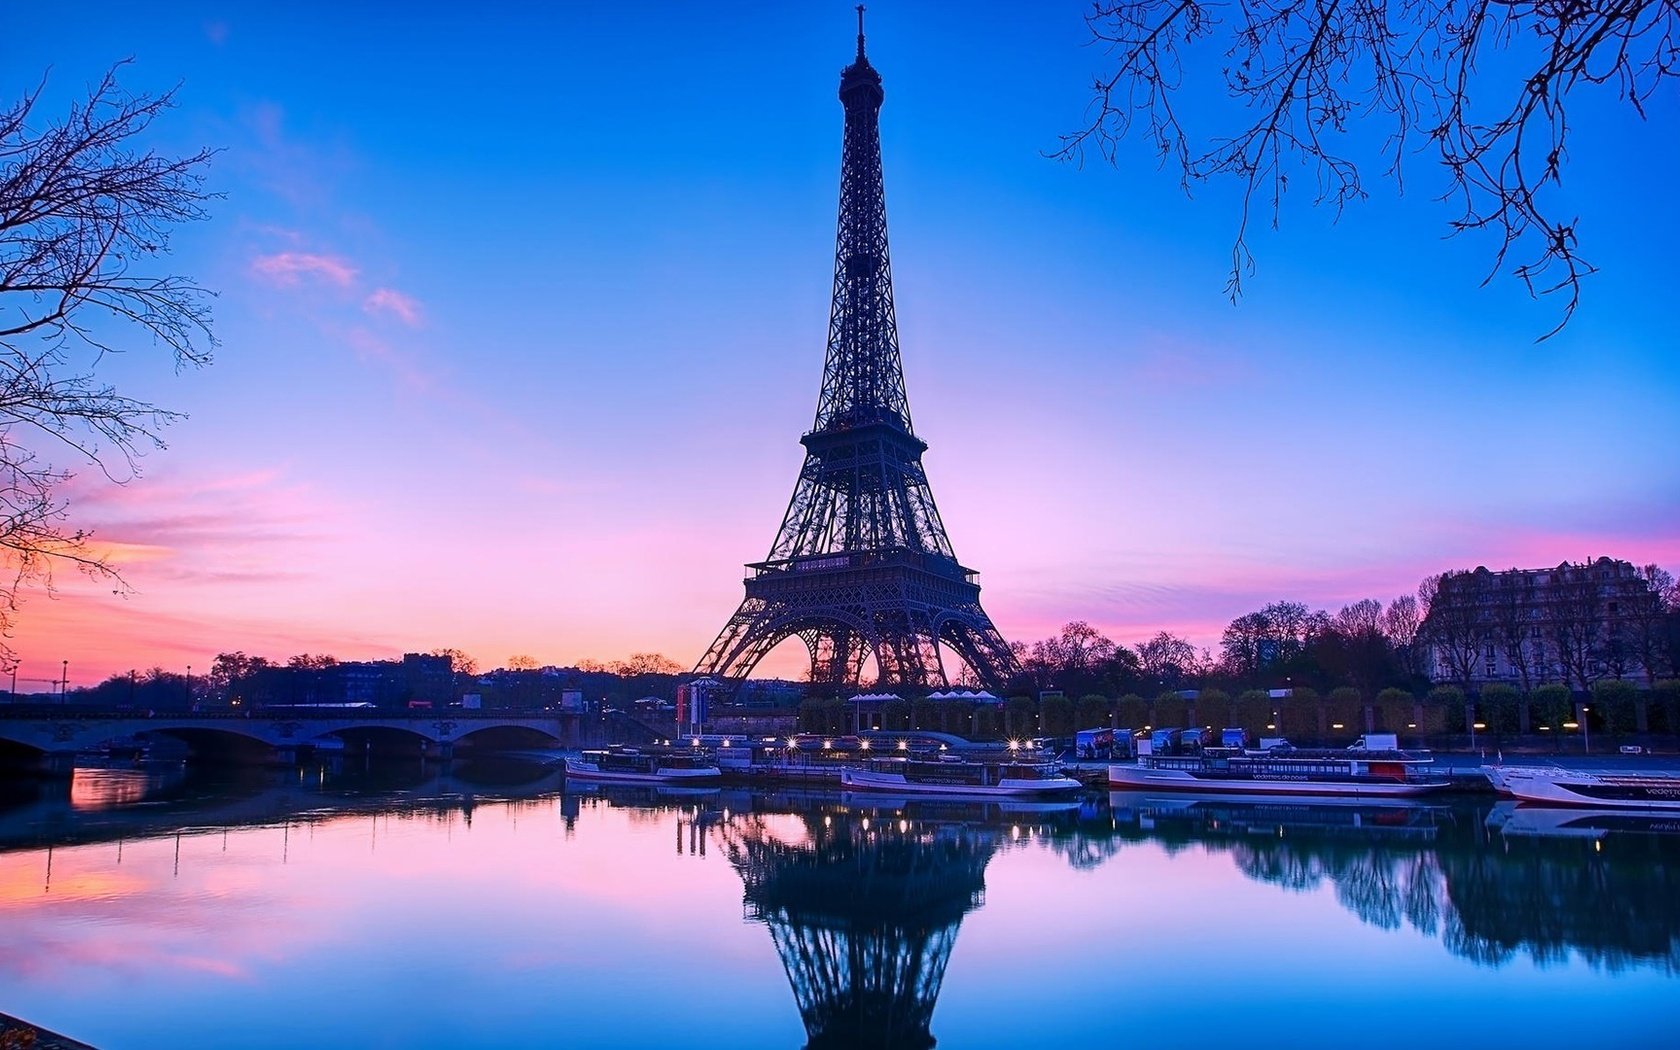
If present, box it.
[251,251,358,288]
[363,287,423,327]
[344,325,435,392]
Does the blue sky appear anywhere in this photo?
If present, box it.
[6,2,1676,682]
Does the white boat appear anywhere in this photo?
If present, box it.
[563,746,721,784]
[840,754,1082,796]
[1108,746,1449,797]
[1497,765,1680,810]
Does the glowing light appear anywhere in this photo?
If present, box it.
[1007,739,1020,751]
[896,740,907,751]
[860,739,871,750]
[787,737,798,749]
[822,739,832,749]
[1563,721,1580,729]
[1332,723,1344,730]
[1473,723,1487,730]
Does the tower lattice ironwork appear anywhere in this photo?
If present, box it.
[696,12,1018,691]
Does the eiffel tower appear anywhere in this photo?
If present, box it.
[696,10,1018,691]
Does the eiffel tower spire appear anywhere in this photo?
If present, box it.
[695,18,1018,691]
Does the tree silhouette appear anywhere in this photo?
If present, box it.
[1,64,216,654]
[1058,0,1677,335]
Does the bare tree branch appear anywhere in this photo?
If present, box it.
[0,62,218,656]
[1056,0,1678,336]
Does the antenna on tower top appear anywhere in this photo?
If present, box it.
[856,5,866,59]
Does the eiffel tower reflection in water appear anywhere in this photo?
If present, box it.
[716,804,1001,1049]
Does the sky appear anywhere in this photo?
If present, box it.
[5,3,1677,686]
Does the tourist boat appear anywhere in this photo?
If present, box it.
[1496,765,1680,810]
[840,753,1082,796]
[715,735,869,784]
[1107,745,1449,797]
[562,746,721,784]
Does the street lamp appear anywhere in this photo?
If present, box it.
[1580,705,1591,754]
[1471,721,1487,752]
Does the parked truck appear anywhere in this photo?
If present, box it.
[1075,727,1115,760]
[1348,733,1399,752]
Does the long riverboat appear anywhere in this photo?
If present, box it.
[1496,766,1680,810]
[713,732,1003,785]
[563,746,721,784]
[840,754,1082,797]
[1107,746,1449,797]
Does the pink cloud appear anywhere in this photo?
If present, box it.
[363,288,423,327]
[250,251,358,288]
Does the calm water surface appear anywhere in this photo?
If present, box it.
[2,760,1677,1049]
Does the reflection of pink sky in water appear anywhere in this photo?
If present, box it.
[1,795,1675,1048]
[0,800,801,1048]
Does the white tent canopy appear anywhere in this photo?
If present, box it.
[925,688,1001,702]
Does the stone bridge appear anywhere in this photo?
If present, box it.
[0,710,596,772]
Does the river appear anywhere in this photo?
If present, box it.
[2,758,1677,1048]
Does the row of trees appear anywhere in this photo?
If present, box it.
[799,679,1680,743]
[35,649,697,713]
[1003,561,1679,701]
[1005,595,1428,700]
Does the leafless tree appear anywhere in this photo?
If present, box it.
[1627,564,1677,684]
[1542,563,1603,692]
[615,652,684,677]
[1487,570,1543,694]
[429,647,479,676]
[1332,598,1383,640]
[1057,1,1678,336]
[2,64,216,657]
[1137,629,1197,682]
[1053,620,1120,674]
[1380,593,1422,676]
[1419,570,1487,692]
